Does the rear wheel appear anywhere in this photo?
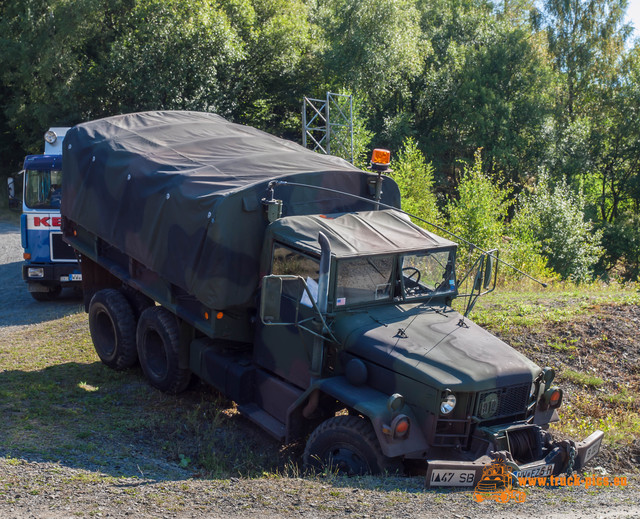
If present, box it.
[88,288,137,369]
[136,306,191,394]
[303,415,401,475]
[120,285,154,321]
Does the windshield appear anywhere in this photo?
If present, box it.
[25,170,62,209]
[401,250,455,299]
[335,256,394,307]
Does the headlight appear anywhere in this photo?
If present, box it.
[44,130,57,144]
[440,392,456,415]
[28,267,44,278]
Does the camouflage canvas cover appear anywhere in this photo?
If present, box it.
[61,111,400,310]
[267,210,455,258]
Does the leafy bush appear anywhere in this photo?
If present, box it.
[446,149,510,272]
[510,173,603,282]
[502,210,558,285]
[599,212,640,281]
[390,137,440,225]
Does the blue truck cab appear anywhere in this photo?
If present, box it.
[21,128,82,301]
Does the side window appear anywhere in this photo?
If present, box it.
[271,243,320,305]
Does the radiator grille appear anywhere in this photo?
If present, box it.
[475,384,529,421]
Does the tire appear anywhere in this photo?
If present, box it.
[303,415,401,476]
[88,288,138,370]
[136,306,191,394]
[120,285,154,321]
[30,284,62,301]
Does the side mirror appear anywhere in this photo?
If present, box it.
[473,255,485,291]
[8,174,22,209]
[260,275,283,323]
[483,253,496,290]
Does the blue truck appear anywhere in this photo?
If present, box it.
[20,128,82,300]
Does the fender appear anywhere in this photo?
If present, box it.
[288,375,429,458]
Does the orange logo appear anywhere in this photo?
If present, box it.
[472,458,526,504]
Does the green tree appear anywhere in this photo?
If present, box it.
[0,0,243,165]
[599,212,640,280]
[414,0,554,188]
[99,0,243,116]
[314,0,425,114]
[542,0,631,123]
[446,149,511,271]
[585,46,640,222]
[390,138,440,226]
[220,0,316,136]
[0,0,127,154]
[511,173,603,281]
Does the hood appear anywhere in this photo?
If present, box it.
[333,304,539,392]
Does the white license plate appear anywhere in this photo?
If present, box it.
[61,273,82,282]
[583,437,602,464]
[429,469,476,487]
[513,463,554,478]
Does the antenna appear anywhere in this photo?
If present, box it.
[271,180,548,288]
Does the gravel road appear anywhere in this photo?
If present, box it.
[0,218,638,518]
[0,219,83,328]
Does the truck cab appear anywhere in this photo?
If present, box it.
[21,128,81,300]
[258,208,602,482]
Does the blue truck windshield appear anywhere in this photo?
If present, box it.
[25,170,63,210]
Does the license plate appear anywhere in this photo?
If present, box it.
[61,273,82,282]
[583,437,602,464]
[429,469,476,487]
[513,463,554,478]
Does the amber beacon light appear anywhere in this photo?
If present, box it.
[370,148,391,167]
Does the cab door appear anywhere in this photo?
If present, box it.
[254,242,321,389]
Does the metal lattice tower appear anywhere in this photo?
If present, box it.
[302,93,354,164]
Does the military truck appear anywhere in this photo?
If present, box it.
[61,111,603,486]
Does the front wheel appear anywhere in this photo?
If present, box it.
[303,415,401,476]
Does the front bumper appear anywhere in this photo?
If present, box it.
[23,262,82,287]
[425,429,604,488]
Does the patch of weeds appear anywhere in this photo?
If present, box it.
[600,389,637,407]
[385,493,410,505]
[547,337,578,352]
[553,394,640,447]
[561,369,605,388]
[432,493,447,504]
